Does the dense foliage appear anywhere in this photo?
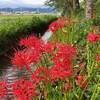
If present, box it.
[45,0,80,16]
[0,15,100,100]
[45,0,100,19]
[0,15,58,53]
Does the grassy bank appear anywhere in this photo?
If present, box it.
[0,15,58,53]
[1,16,99,100]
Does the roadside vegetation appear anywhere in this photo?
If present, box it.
[0,15,99,100]
[0,0,100,100]
[0,15,58,53]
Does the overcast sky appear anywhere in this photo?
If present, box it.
[0,0,82,8]
[0,0,47,8]
[0,0,46,4]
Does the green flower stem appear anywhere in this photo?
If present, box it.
[89,60,95,75]
[90,77,100,100]
[58,81,62,100]
[63,80,67,100]
[64,92,67,100]
[94,87,100,100]
[87,42,96,76]
[73,77,75,91]
[71,25,74,45]
[79,68,99,100]
[52,87,57,100]
[87,41,90,73]
[42,54,48,68]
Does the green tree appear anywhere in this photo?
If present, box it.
[45,0,80,17]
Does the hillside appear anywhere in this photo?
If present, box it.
[0,7,57,13]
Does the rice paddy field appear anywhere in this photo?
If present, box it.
[0,15,50,21]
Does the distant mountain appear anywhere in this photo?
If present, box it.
[0,7,57,13]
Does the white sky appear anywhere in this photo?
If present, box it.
[21,0,46,4]
[0,0,83,8]
[0,0,46,4]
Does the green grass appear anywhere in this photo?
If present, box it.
[0,15,58,53]
[0,15,44,20]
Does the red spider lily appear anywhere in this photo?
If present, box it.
[8,35,55,72]
[72,21,75,24]
[48,21,68,32]
[92,26,98,32]
[58,17,66,23]
[50,44,76,82]
[10,49,35,72]
[93,15,96,18]
[64,22,69,26]
[87,33,99,45]
[50,66,72,82]
[12,79,37,100]
[58,17,73,23]
[95,53,100,62]
[71,25,74,27]
[44,41,54,53]
[46,29,50,32]
[77,76,87,89]
[65,18,72,22]
[51,44,76,66]
[20,36,54,54]
[20,36,46,56]
[58,16,63,21]
[19,36,44,49]
[48,17,74,32]
[48,21,59,32]
[0,81,8,99]
[31,68,51,84]
[10,47,48,72]
[58,44,77,58]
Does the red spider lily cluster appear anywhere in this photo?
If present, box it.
[47,17,75,32]
[86,26,99,45]
[31,68,51,84]
[92,26,98,32]
[93,15,96,18]
[8,36,53,72]
[50,44,76,82]
[5,35,87,99]
[2,16,100,99]
[87,33,99,45]
[48,21,68,32]
[3,35,82,99]
[12,79,38,100]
